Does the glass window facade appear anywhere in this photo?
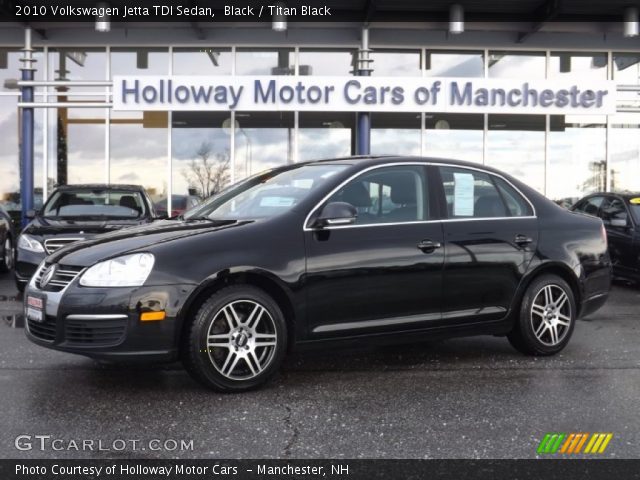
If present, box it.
[3,46,637,216]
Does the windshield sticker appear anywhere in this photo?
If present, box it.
[259,196,296,207]
[629,197,640,205]
[453,172,475,216]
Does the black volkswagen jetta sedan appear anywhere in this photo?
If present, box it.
[24,157,611,392]
[15,184,157,292]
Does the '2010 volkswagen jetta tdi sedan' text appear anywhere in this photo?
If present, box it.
[24,156,611,392]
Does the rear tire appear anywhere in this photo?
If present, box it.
[182,285,287,392]
[508,274,576,356]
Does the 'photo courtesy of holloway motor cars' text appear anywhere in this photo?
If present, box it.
[0,0,639,479]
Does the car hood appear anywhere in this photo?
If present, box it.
[25,216,148,236]
[47,219,249,266]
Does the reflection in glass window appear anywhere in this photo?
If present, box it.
[488,51,546,79]
[110,48,169,204]
[549,52,607,79]
[171,112,230,215]
[234,112,294,180]
[610,114,640,193]
[299,112,353,161]
[0,96,20,209]
[111,111,168,203]
[49,108,106,186]
[371,113,421,155]
[425,50,484,77]
[236,49,294,75]
[111,48,168,75]
[173,48,232,75]
[48,48,106,99]
[486,115,545,194]
[547,115,606,202]
[370,50,421,76]
[298,49,355,76]
[613,53,640,110]
[424,114,483,163]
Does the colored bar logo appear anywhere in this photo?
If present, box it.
[537,433,613,455]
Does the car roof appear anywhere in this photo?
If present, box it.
[52,184,145,192]
[302,155,517,176]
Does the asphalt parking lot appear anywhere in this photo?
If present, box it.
[0,272,638,460]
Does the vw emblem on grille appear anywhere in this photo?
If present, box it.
[40,265,56,288]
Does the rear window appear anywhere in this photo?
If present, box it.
[493,177,533,217]
[43,189,146,219]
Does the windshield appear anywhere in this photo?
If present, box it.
[184,164,347,221]
[42,189,146,219]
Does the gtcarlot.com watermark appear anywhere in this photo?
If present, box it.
[15,435,194,452]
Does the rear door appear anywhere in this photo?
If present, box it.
[435,165,538,324]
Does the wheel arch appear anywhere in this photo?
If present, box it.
[177,269,298,356]
[511,261,582,322]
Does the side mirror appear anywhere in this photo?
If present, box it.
[314,202,357,228]
[26,209,37,219]
[610,217,628,228]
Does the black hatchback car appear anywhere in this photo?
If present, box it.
[571,192,640,282]
[15,184,157,292]
[24,157,611,392]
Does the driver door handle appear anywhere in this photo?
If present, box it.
[417,239,442,253]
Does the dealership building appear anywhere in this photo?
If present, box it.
[1,1,640,218]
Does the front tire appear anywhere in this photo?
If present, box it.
[183,285,287,392]
[508,274,576,356]
[0,236,13,273]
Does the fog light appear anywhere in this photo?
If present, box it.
[140,311,166,322]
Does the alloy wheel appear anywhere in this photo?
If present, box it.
[530,284,572,347]
[205,300,278,380]
[3,238,13,270]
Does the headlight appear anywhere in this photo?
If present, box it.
[18,234,44,253]
[79,253,155,287]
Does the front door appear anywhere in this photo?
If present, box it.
[303,165,444,337]
[600,196,638,275]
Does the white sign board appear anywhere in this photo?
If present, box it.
[113,75,616,114]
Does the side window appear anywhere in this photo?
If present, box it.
[574,196,603,217]
[600,197,628,225]
[327,166,428,224]
[493,177,533,217]
[439,167,507,219]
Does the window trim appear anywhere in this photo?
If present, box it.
[303,161,537,231]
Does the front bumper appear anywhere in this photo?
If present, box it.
[24,270,195,362]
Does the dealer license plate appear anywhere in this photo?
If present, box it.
[26,295,46,323]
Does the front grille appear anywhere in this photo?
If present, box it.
[65,317,127,346]
[27,315,57,342]
[44,238,83,254]
[35,263,84,292]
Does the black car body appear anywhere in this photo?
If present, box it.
[571,192,640,282]
[15,184,157,291]
[0,204,16,273]
[24,157,611,391]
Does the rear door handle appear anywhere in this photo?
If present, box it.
[417,239,442,253]
[514,234,533,246]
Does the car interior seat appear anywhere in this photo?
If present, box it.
[474,195,507,218]
[339,182,373,223]
[386,178,418,221]
[119,195,141,215]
